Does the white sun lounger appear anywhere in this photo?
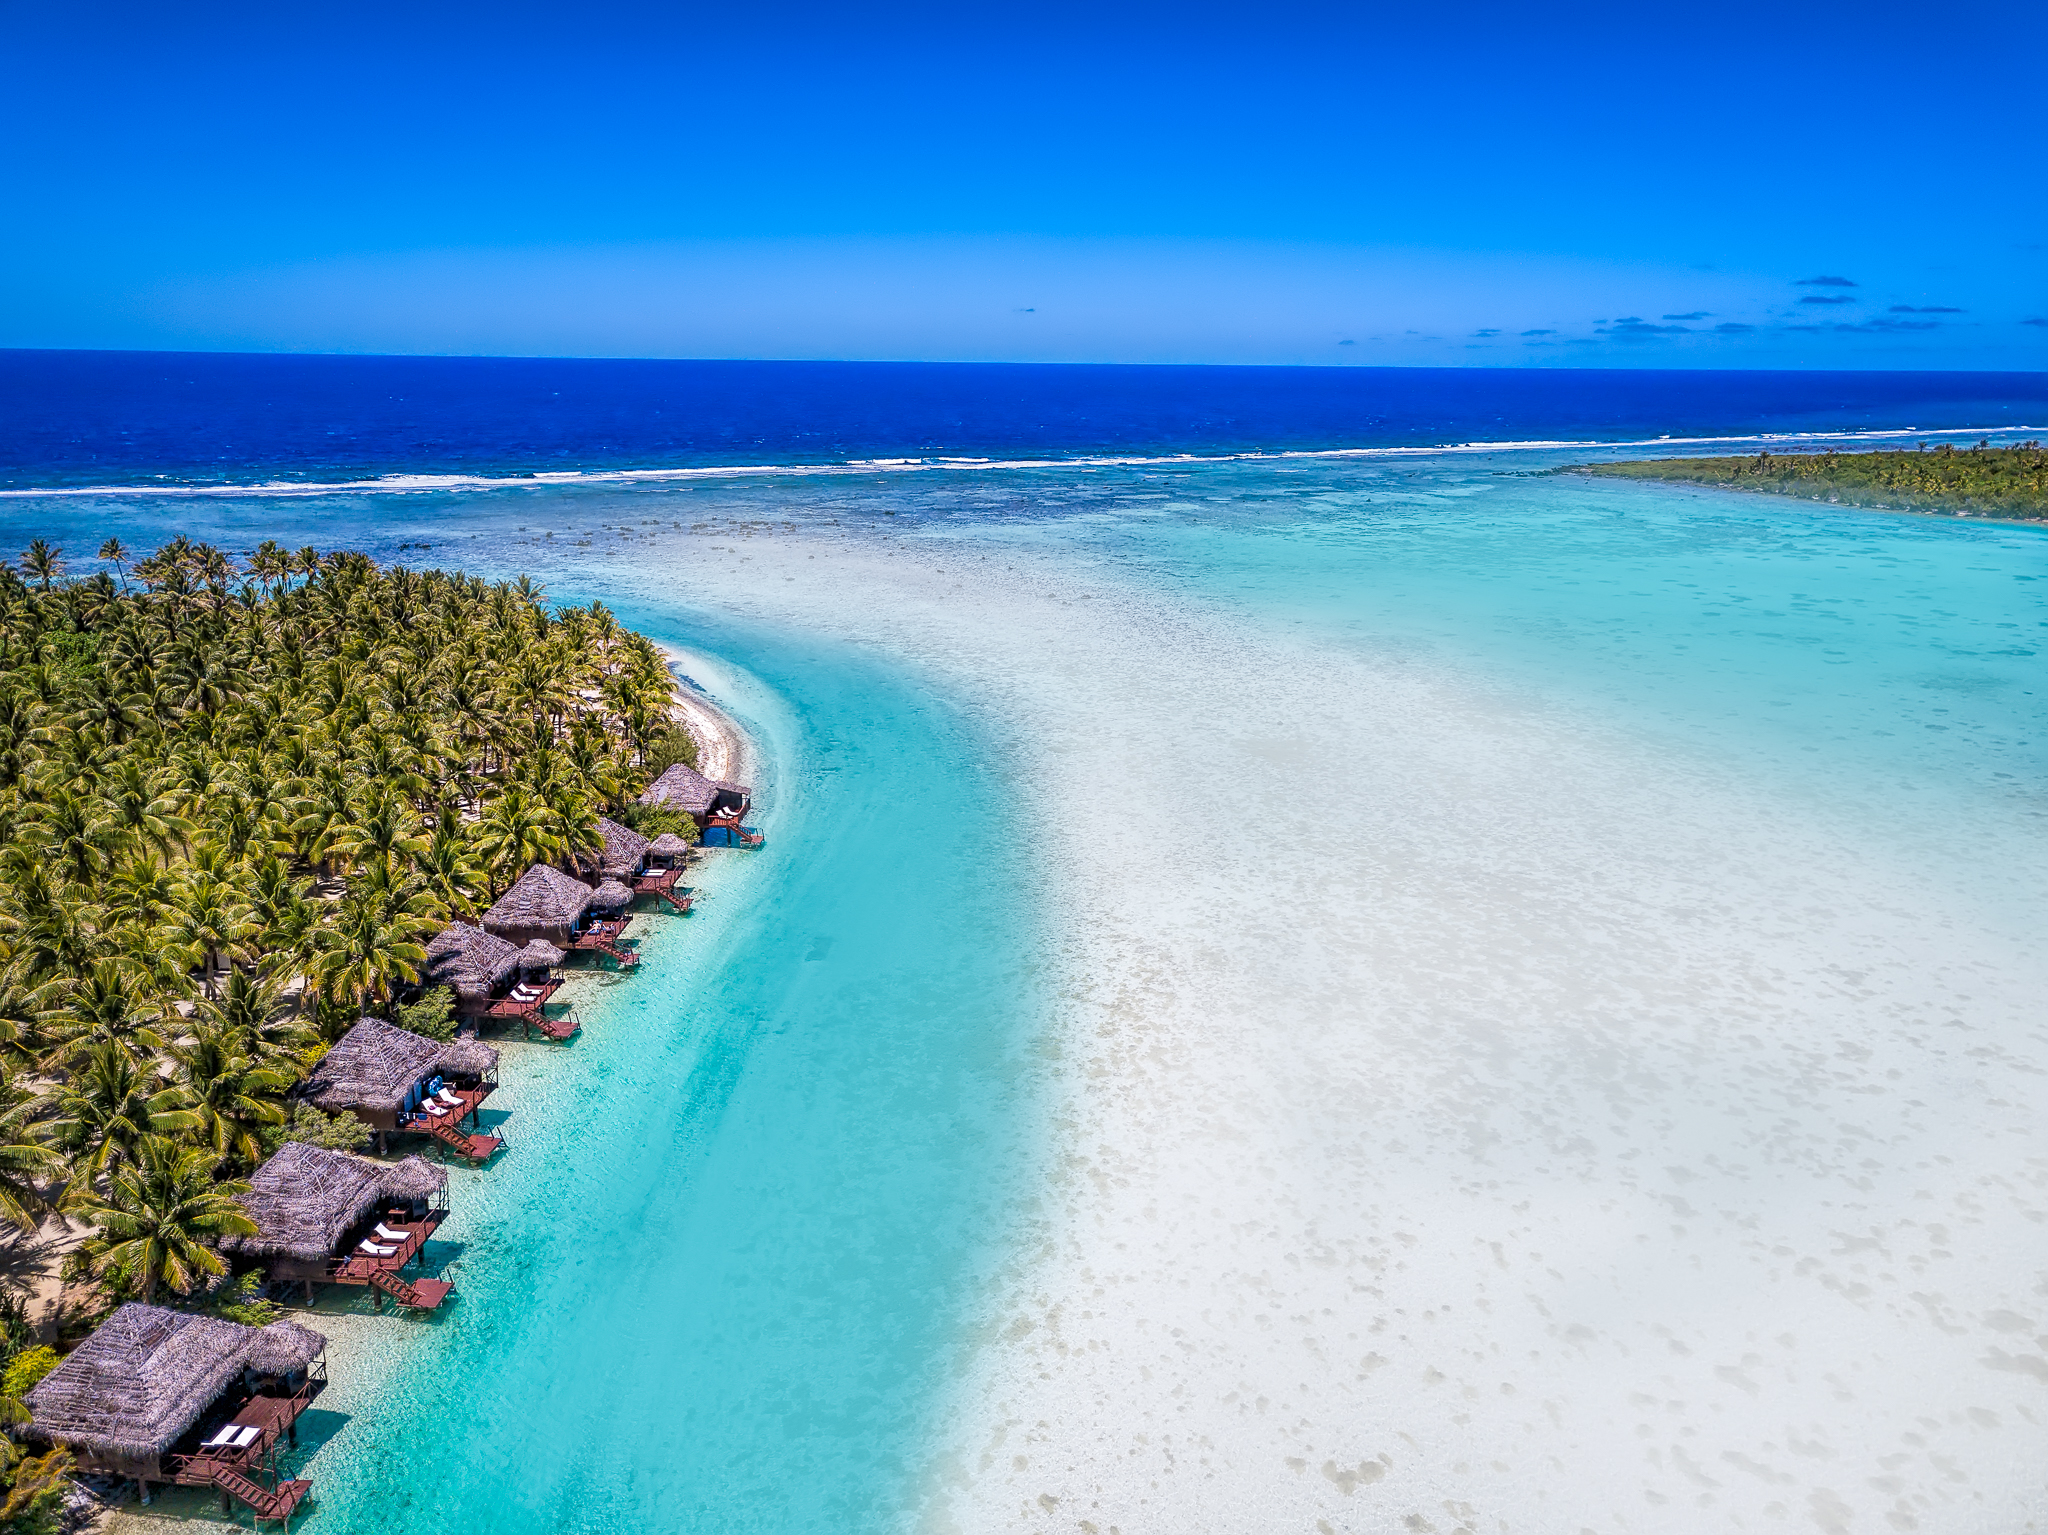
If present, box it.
[356,1240,396,1257]
[202,1424,241,1449]
[374,1223,410,1243]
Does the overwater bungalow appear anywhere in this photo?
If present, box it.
[639,761,762,847]
[299,1018,503,1162]
[483,863,638,969]
[220,1143,453,1312]
[577,815,692,913]
[421,920,575,1039]
[24,1302,325,1524]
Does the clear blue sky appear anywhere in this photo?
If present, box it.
[3,0,2042,368]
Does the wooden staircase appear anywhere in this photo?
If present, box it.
[586,937,638,968]
[527,1009,578,1040]
[366,1266,451,1310]
[422,1117,499,1161]
[571,932,638,968]
[208,1466,311,1527]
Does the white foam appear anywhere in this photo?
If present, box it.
[2,425,2034,501]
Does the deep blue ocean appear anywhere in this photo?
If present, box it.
[3,349,2045,488]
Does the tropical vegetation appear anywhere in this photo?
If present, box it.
[0,534,685,1327]
[1579,440,2048,519]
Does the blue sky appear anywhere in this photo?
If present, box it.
[3,0,2042,368]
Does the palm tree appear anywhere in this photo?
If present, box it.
[327,784,431,875]
[19,540,63,592]
[97,536,130,591]
[46,1042,198,1196]
[161,870,260,998]
[201,967,318,1075]
[416,824,485,918]
[471,786,565,894]
[29,789,123,889]
[67,1140,255,1303]
[37,959,165,1069]
[0,860,105,987]
[248,540,287,594]
[0,1069,60,1234]
[308,891,430,1016]
[98,764,190,864]
[168,1024,291,1170]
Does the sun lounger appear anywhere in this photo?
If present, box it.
[436,1088,463,1106]
[202,1424,242,1449]
[423,1103,448,1118]
[374,1222,410,1243]
[232,1425,263,1449]
[356,1239,397,1257]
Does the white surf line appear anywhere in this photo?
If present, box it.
[3,425,2038,500]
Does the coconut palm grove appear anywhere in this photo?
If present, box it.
[0,536,689,1526]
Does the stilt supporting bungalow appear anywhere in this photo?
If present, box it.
[639,762,762,847]
[25,1303,325,1527]
[221,1143,455,1311]
[300,1018,505,1162]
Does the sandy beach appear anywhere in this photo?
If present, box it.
[656,642,751,784]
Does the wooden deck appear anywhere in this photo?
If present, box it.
[631,864,693,913]
[399,1085,503,1162]
[484,976,562,1020]
[166,1369,325,1525]
[327,1208,452,1309]
[482,977,578,1039]
[570,916,639,969]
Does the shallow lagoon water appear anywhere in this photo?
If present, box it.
[27,445,2047,1533]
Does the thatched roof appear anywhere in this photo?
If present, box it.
[482,864,594,932]
[638,762,750,816]
[588,816,649,879]
[220,1143,448,1265]
[422,921,520,1002]
[517,939,565,967]
[589,879,634,910]
[243,1320,326,1377]
[648,831,692,857]
[26,1305,327,1460]
[380,1159,448,1200]
[301,1019,499,1115]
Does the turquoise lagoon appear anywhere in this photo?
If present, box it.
[24,445,2047,1533]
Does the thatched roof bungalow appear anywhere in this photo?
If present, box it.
[573,816,651,884]
[639,761,750,823]
[589,878,635,913]
[300,1018,498,1134]
[25,1303,325,1482]
[421,921,522,1015]
[647,831,692,865]
[220,1142,448,1287]
[481,863,595,947]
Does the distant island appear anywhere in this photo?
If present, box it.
[1576,441,2047,520]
